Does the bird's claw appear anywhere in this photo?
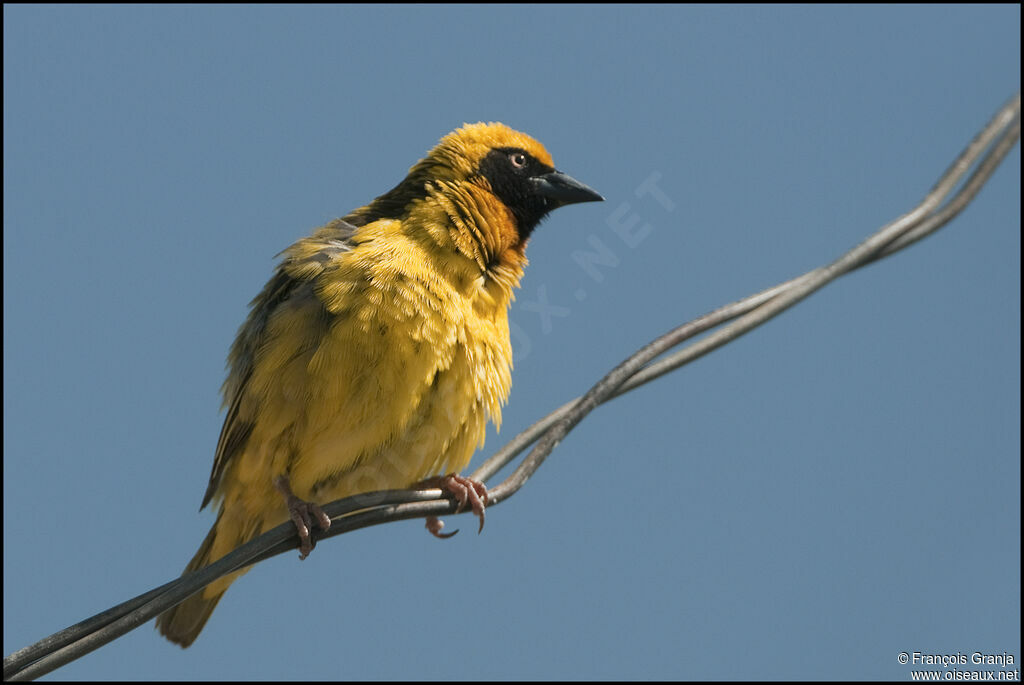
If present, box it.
[420,474,488,539]
[274,475,331,559]
[425,516,458,538]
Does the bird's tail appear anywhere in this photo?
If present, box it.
[156,510,250,647]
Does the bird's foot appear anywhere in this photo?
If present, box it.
[274,475,331,559]
[419,474,489,539]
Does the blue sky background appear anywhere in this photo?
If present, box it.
[4,5,1020,681]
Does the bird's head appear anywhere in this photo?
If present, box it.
[346,122,603,247]
[420,122,604,242]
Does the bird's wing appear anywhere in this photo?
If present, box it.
[200,219,358,509]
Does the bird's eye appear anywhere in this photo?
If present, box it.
[509,152,528,169]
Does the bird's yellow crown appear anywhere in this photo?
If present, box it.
[412,121,556,182]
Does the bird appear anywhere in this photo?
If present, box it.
[155,122,603,647]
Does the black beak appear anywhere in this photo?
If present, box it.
[531,170,604,206]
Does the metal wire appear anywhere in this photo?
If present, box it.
[4,91,1019,682]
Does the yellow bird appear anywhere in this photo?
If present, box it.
[156,122,603,647]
